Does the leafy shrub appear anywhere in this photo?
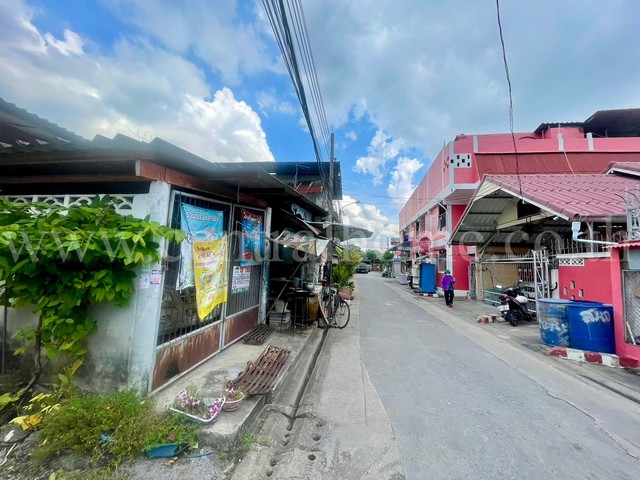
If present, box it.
[35,389,199,466]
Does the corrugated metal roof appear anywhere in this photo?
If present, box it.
[607,162,640,175]
[486,173,638,218]
[533,122,584,134]
[583,109,640,137]
[609,241,640,249]
[476,152,640,176]
[533,108,640,137]
[0,97,86,145]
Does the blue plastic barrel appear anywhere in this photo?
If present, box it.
[537,299,571,347]
[566,301,615,354]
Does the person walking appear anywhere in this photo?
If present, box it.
[442,269,455,308]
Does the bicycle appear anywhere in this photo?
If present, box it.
[319,284,351,329]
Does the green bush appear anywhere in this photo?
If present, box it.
[35,389,199,466]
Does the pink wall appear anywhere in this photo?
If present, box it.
[610,248,640,366]
[558,257,614,303]
[452,245,469,291]
[400,127,640,230]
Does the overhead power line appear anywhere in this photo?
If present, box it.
[262,0,333,206]
[495,0,522,198]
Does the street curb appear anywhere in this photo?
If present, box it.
[548,346,640,369]
[477,314,498,324]
[267,325,325,409]
[199,327,323,450]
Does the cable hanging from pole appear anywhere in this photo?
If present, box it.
[262,0,332,200]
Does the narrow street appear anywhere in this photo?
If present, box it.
[239,274,640,479]
[358,275,640,479]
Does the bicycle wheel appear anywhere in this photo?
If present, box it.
[334,299,350,329]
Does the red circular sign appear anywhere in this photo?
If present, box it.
[418,236,431,253]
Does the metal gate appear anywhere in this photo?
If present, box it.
[151,191,265,391]
[477,250,550,315]
[623,270,640,345]
[468,262,477,300]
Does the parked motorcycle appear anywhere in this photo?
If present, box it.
[496,280,534,326]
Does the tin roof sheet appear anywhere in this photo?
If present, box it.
[476,152,640,176]
[606,162,640,175]
[485,173,639,219]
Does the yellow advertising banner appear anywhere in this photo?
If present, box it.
[193,237,228,320]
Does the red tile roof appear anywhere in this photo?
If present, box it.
[485,173,640,219]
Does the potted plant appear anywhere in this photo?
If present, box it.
[143,416,199,458]
[222,381,245,412]
[144,433,189,458]
[332,263,355,300]
[169,385,225,424]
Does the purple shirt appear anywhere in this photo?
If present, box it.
[442,275,455,291]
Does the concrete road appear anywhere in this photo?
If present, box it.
[235,274,640,479]
[357,274,640,479]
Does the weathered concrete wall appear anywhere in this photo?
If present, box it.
[81,301,137,391]
[126,181,171,393]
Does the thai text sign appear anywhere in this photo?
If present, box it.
[232,266,251,294]
[241,209,263,266]
[193,239,228,319]
[177,204,228,319]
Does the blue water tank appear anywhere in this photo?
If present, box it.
[566,301,615,354]
[538,299,572,347]
[419,263,436,293]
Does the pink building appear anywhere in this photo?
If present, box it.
[399,109,640,295]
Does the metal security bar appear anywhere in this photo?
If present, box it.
[623,270,640,345]
[226,206,265,316]
[157,191,231,346]
[477,253,538,313]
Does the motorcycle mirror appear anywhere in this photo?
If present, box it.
[496,284,503,289]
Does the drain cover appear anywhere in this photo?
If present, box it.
[232,345,290,395]
[244,324,273,345]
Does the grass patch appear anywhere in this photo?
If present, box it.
[34,389,200,467]
[233,428,269,456]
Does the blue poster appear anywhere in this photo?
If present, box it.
[241,209,263,266]
[177,204,226,291]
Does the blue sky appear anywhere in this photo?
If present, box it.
[1,0,639,249]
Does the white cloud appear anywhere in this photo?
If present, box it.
[345,130,357,141]
[0,0,275,163]
[338,195,399,249]
[256,90,297,117]
[387,157,424,208]
[174,90,274,162]
[303,1,640,158]
[353,130,406,184]
[44,29,84,56]
[103,0,277,84]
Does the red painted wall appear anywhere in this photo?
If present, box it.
[610,248,640,365]
[399,126,640,230]
[558,256,613,303]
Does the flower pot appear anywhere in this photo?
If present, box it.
[145,443,187,458]
[222,392,245,412]
[339,287,354,300]
[169,397,225,423]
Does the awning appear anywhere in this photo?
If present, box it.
[272,228,329,256]
[306,221,374,242]
[388,240,411,253]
